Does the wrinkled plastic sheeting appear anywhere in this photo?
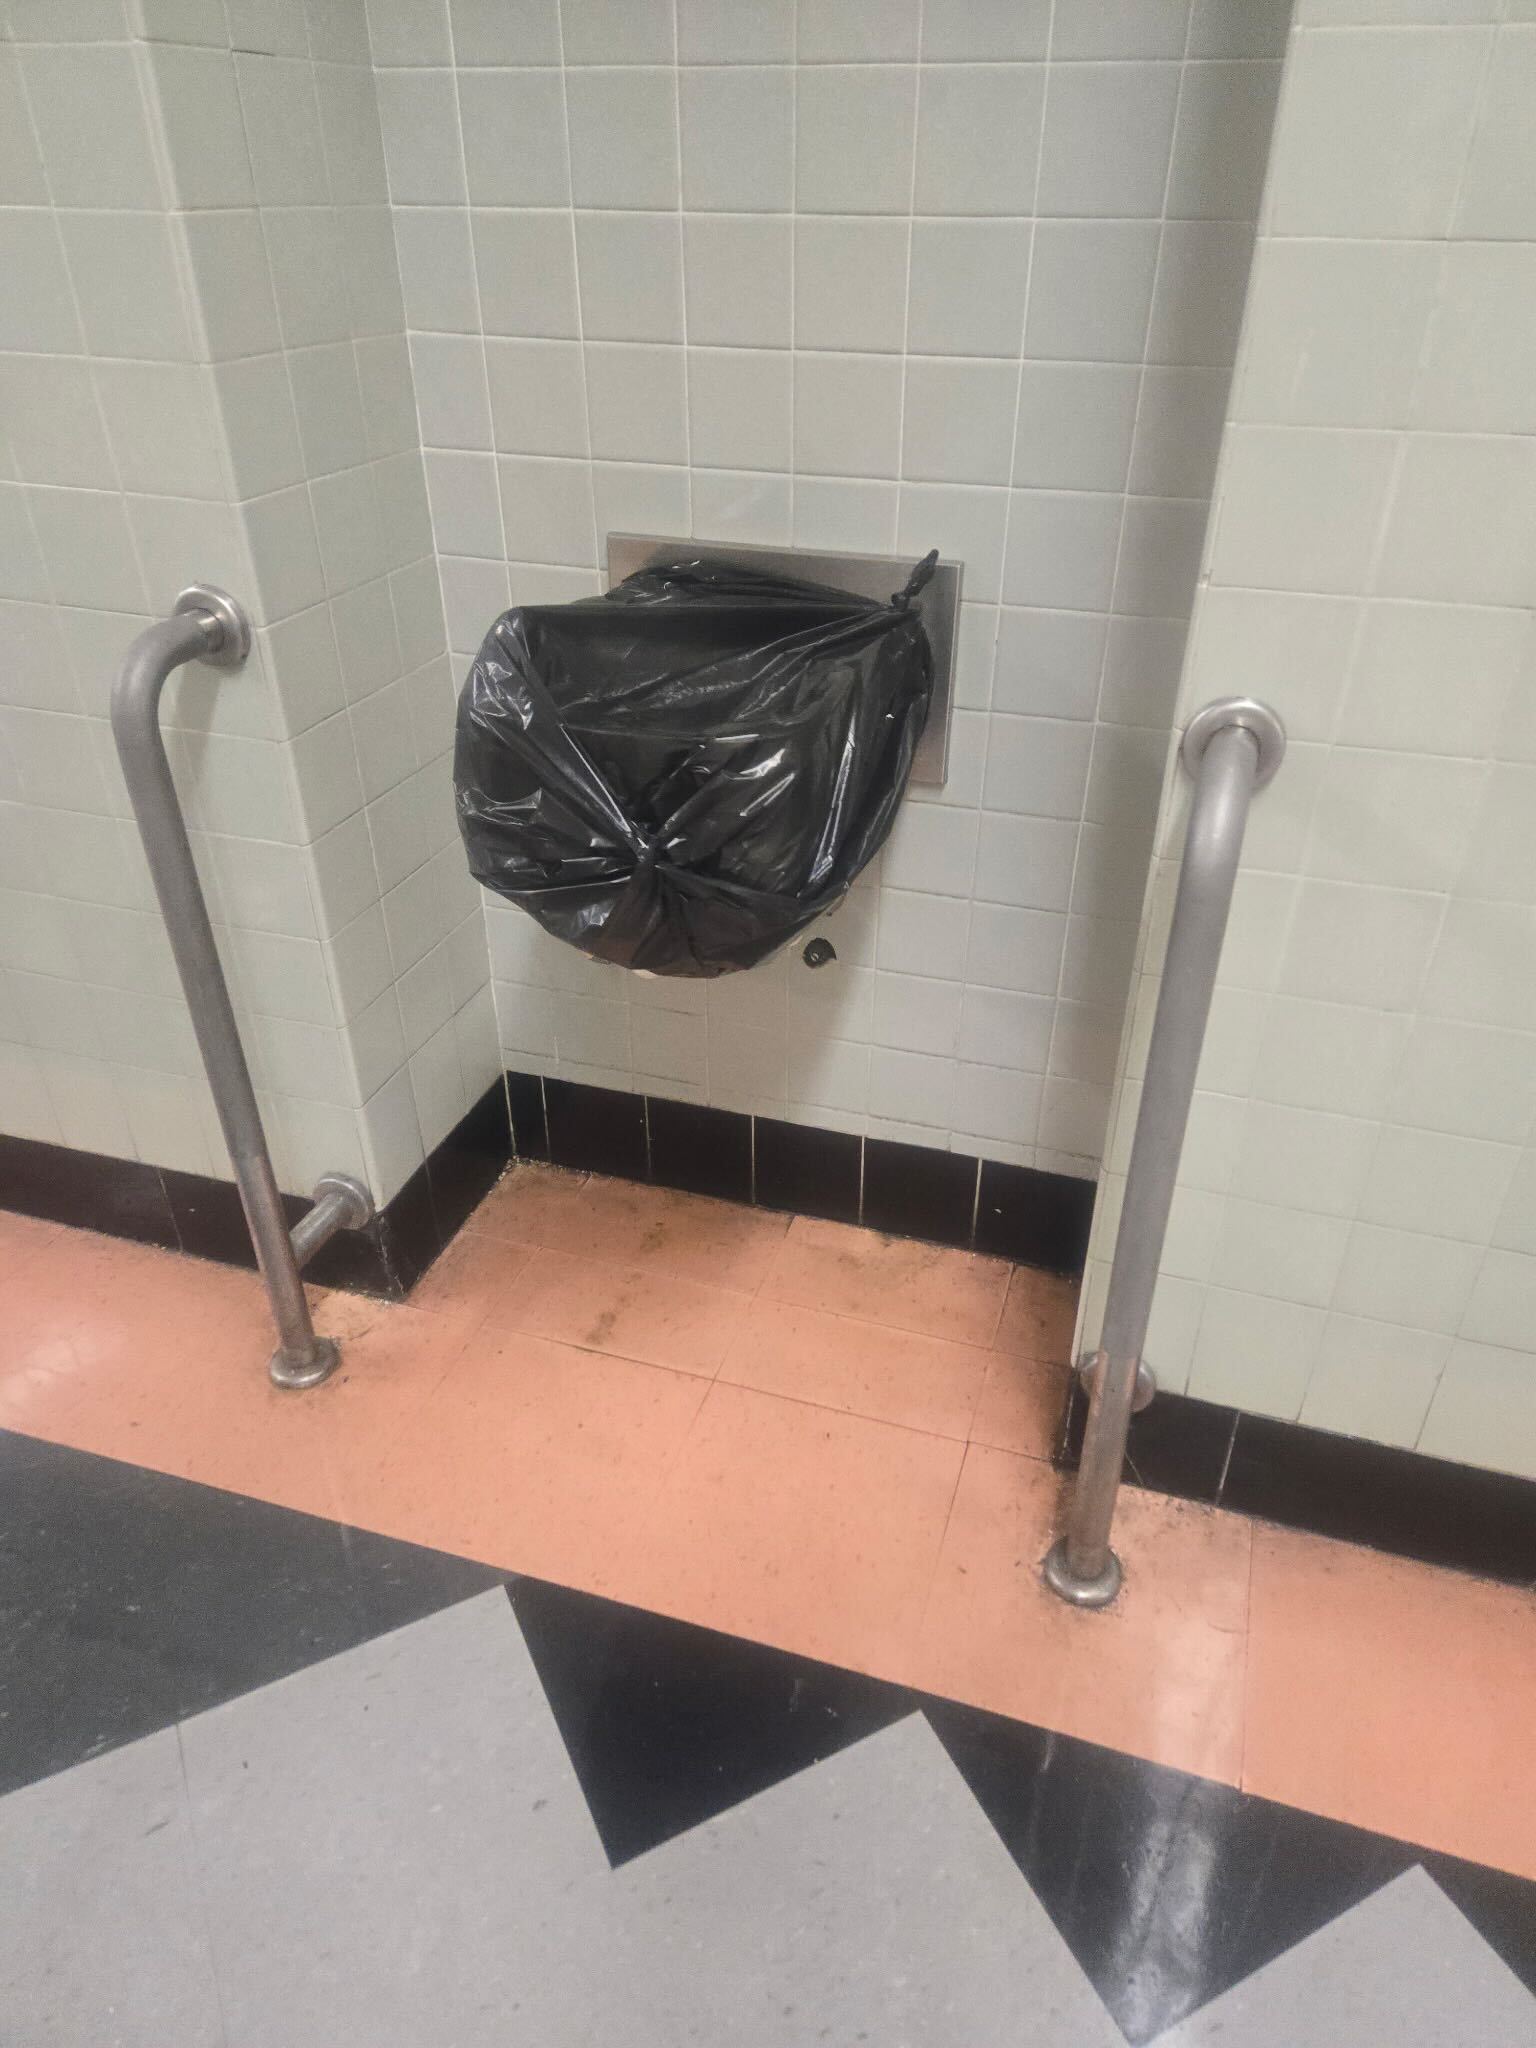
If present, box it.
[454,553,937,977]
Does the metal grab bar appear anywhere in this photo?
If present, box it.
[1043,696,1286,1607]
[111,584,373,1390]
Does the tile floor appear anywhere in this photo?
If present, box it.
[2,1169,1535,1885]
[3,1423,1533,2044]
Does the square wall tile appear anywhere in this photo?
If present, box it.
[1418,1339,1536,1482]
[902,359,1018,486]
[1038,61,1181,218]
[475,211,580,338]
[914,63,1044,214]
[907,220,1031,359]
[1416,243,1536,437]
[460,66,572,206]
[1456,27,1536,242]
[1002,490,1122,612]
[575,211,682,343]
[1238,240,1440,430]
[1210,426,1397,597]
[584,344,687,465]
[1266,26,1490,238]
[63,214,197,360]
[679,66,793,211]
[1013,364,1139,494]
[1024,220,1161,363]
[497,456,595,567]
[794,217,909,355]
[19,45,161,210]
[687,350,791,473]
[486,339,589,458]
[793,354,903,479]
[1376,435,1536,609]
[565,66,678,210]
[796,66,917,214]
[683,215,792,348]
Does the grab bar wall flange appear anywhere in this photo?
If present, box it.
[1043,696,1286,1608]
[111,584,374,1391]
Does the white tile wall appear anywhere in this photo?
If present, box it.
[1089,0,1536,1478]
[371,0,1287,1171]
[1,0,497,1205]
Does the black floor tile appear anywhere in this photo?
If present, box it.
[975,1158,1095,1273]
[1055,1381,1239,1506]
[0,1430,497,1799]
[926,1693,1522,2044]
[646,1097,751,1204]
[544,1077,648,1179]
[4,1429,1534,2048]
[1221,1414,1536,1587]
[751,1115,862,1225]
[511,1578,910,1868]
[861,1137,977,1248]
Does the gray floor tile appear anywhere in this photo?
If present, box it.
[576,1713,1125,2047]
[176,1588,610,2048]
[0,1728,225,2047]
[1155,1865,1536,2048]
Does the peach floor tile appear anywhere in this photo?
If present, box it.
[571,1176,791,1292]
[717,1297,993,1440]
[761,1214,1012,1347]
[967,1349,1068,1461]
[340,1328,712,1598]
[1243,1524,1536,1882]
[407,1227,536,1324]
[467,1163,591,1245]
[468,1166,789,1293]
[911,1444,1252,1785]
[992,1265,1079,1361]
[619,1381,969,1680]
[0,1209,63,1259]
[482,1247,744,1377]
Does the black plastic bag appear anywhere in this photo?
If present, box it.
[454,551,937,977]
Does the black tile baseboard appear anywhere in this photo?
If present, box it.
[1,1071,1099,1285]
[862,1137,978,1250]
[753,1115,862,1226]
[1054,1378,1536,1589]
[0,1078,516,1305]
[505,1071,1093,1273]
[647,1098,752,1205]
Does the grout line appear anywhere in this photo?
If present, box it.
[668,0,695,535]
[550,0,605,592]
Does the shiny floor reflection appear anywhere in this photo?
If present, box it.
[3,1431,1532,2044]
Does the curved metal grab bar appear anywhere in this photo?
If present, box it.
[1043,696,1286,1607]
[111,584,373,1389]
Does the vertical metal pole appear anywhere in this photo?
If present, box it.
[111,586,341,1390]
[1044,699,1286,1607]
